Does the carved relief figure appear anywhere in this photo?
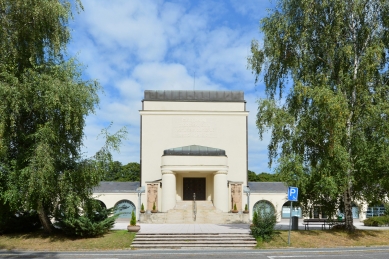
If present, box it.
[147,184,158,211]
[231,184,242,211]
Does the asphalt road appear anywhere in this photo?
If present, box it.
[1,247,389,259]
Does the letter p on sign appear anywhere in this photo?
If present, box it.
[288,187,298,201]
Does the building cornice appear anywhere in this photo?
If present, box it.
[140,110,249,116]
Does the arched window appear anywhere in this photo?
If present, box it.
[114,200,136,219]
[253,200,275,215]
[282,201,302,218]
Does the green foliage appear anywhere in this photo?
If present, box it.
[0,0,115,234]
[252,210,258,223]
[141,203,144,211]
[248,170,258,181]
[248,170,280,182]
[250,205,277,241]
[245,204,248,211]
[234,203,237,211]
[363,216,389,227]
[130,211,136,226]
[0,201,41,234]
[55,199,117,237]
[0,0,132,235]
[248,0,389,230]
[102,161,140,182]
[153,202,156,211]
[120,162,141,181]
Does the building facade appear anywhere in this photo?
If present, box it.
[93,90,371,223]
[140,90,248,213]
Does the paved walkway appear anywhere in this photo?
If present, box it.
[113,219,389,233]
[114,223,250,233]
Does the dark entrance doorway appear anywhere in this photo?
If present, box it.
[183,178,206,200]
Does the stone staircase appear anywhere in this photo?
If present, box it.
[139,201,249,224]
[131,233,257,249]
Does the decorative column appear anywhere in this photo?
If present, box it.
[161,170,176,212]
[213,170,228,212]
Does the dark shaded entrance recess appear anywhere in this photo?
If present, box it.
[183,178,206,200]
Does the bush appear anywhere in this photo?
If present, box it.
[130,211,136,226]
[0,201,41,234]
[252,210,258,223]
[55,199,118,237]
[250,206,277,241]
[363,216,389,226]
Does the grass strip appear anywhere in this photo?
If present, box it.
[257,230,389,248]
[2,229,389,250]
[0,230,135,251]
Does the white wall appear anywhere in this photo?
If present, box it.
[141,100,248,211]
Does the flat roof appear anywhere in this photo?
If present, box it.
[248,182,288,193]
[144,90,245,102]
[163,145,226,156]
[93,181,140,193]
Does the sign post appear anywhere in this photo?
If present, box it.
[287,187,298,246]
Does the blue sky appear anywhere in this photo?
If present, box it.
[68,0,276,174]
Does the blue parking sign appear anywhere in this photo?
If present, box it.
[288,187,298,201]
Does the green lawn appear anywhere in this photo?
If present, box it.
[0,230,135,251]
[1,229,389,251]
[257,229,389,248]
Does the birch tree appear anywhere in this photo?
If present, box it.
[249,0,389,231]
[0,0,100,233]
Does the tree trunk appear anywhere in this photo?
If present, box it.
[343,186,355,232]
[342,17,358,232]
[37,201,54,234]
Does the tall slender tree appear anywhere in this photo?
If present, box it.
[249,0,389,231]
[0,0,100,233]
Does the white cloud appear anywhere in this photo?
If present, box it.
[68,0,273,173]
[80,0,168,62]
[130,62,221,91]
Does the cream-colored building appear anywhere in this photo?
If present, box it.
[140,90,248,214]
[93,90,371,223]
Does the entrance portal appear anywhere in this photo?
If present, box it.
[183,178,206,200]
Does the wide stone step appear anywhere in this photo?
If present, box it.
[136,234,253,237]
[131,233,256,249]
[134,237,255,241]
[131,244,256,249]
[132,240,256,244]
[140,200,250,224]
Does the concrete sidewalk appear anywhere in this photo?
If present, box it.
[113,219,389,233]
[114,223,250,233]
